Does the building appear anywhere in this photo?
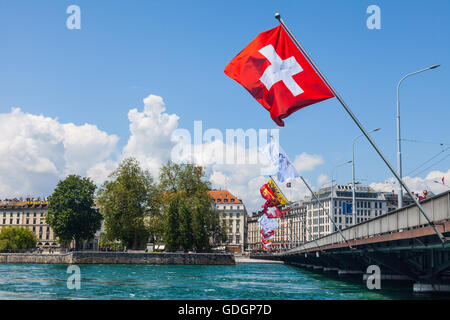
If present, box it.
[382,191,415,212]
[303,183,387,241]
[247,200,307,253]
[0,199,57,249]
[208,190,247,253]
[247,210,264,252]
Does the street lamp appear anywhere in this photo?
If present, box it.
[396,64,440,208]
[330,160,352,232]
[352,128,381,225]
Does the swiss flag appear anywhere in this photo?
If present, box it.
[225,25,334,126]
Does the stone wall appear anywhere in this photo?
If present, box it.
[0,253,72,264]
[0,252,235,265]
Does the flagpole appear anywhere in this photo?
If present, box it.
[275,13,445,244]
[299,176,352,249]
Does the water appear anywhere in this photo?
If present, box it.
[0,263,435,299]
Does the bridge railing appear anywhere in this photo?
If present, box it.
[285,190,450,253]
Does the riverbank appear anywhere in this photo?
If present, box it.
[0,252,235,265]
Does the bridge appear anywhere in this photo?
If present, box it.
[253,190,450,293]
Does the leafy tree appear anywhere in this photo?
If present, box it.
[47,175,102,249]
[0,227,37,252]
[179,204,194,252]
[164,199,180,251]
[97,157,159,250]
[159,161,226,251]
[192,207,209,251]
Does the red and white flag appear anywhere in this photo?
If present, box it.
[286,182,291,188]
[225,25,334,126]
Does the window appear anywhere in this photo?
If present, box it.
[236,236,240,243]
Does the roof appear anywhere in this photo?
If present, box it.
[207,190,243,205]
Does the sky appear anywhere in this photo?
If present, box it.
[0,0,449,213]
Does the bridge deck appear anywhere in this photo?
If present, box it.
[281,190,450,255]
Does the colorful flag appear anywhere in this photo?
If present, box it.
[224,25,334,127]
[261,141,299,182]
[267,178,288,205]
[258,213,279,233]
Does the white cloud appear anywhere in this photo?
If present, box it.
[294,152,324,172]
[369,169,450,196]
[122,94,180,177]
[0,108,118,198]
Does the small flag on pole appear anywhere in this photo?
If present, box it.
[261,140,300,182]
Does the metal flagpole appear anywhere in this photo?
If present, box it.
[299,176,352,248]
[275,13,445,243]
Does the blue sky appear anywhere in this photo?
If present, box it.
[0,1,449,209]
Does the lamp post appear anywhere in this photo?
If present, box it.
[396,64,440,208]
[352,128,381,225]
[330,160,352,232]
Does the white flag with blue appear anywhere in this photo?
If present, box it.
[261,141,300,182]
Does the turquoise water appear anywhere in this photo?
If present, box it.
[0,263,430,300]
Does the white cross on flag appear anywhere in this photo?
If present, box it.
[225,25,334,126]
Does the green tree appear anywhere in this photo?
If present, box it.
[159,161,226,251]
[0,227,37,252]
[164,199,180,251]
[47,175,102,249]
[192,207,209,251]
[97,157,159,250]
[179,204,193,252]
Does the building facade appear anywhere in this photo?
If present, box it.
[247,200,307,253]
[304,183,387,241]
[208,190,248,253]
[0,199,56,249]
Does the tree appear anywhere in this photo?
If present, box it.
[0,227,37,252]
[164,199,180,251]
[192,207,209,251]
[97,157,159,250]
[179,204,193,252]
[159,161,226,251]
[47,175,102,249]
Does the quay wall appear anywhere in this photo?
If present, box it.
[0,252,235,265]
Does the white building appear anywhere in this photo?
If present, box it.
[304,183,387,241]
[208,190,247,253]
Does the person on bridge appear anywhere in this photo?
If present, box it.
[417,190,428,201]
